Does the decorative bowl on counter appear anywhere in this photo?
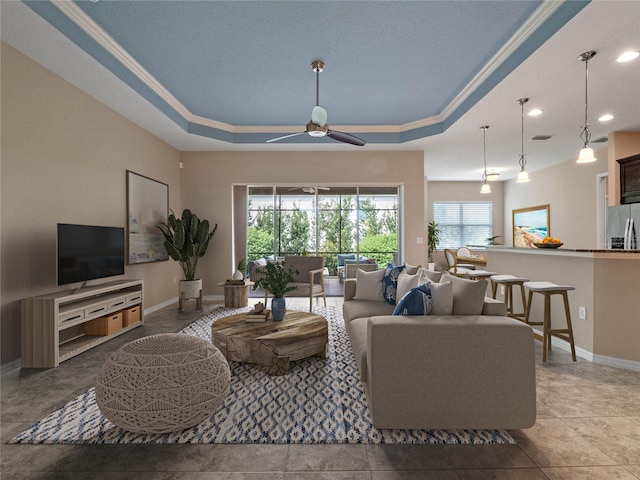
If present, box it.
[533,242,563,249]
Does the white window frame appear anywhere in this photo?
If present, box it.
[433,201,493,249]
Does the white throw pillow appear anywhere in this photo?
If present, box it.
[417,267,442,283]
[404,263,421,275]
[429,280,454,315]
[353,268,385,301]
[256,258,267,266]
[396,271,423,302]
[441,272,487,315]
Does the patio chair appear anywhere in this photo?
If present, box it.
[260,255,327,312]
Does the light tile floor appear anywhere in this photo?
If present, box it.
[2,296,639,479]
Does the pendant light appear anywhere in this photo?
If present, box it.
[480,126,491,194]
[577,51,597,163]
[516,98,530,183]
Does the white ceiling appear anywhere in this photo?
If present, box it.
[2,0,639,180]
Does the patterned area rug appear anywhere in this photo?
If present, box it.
[10,306,514,444]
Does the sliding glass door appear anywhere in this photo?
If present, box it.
[247,185,399,275]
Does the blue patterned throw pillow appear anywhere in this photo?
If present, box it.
[393,283,433,316]
[383,263,406,305]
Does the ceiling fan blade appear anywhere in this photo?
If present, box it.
[327,130,366,146]
[266,132,306,143]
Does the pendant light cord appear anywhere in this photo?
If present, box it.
[578,51,596,148]
[480,125,489,182]
[483,127,488,178]
[581,55,591,146]
[517,98,528,171]
[316,68,320,106]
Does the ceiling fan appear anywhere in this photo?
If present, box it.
[288,186,330,194]
[267,60,366,147]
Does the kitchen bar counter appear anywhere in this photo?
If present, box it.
[485,247,640,369]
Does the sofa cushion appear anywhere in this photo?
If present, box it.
[353,268,385,301]
[256,257,267,266]
[346,317,369,381]
[396,271,423,302]
[429,280,454,315]
[337,254,356,267]
[392,284,433,316]
[442,272,488,315]
[343,299,395,323]
[404,263,421,275]
[419,268,442,283]
[383,263,406,305]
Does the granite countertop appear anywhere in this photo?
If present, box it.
[487,246,640,254]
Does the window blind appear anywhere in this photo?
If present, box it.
[433,202,492,248]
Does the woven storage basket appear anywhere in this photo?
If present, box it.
[95,333,230,433]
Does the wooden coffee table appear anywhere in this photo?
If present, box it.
[211,310,328,376]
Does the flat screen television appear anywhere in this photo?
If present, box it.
[57,223,125,286]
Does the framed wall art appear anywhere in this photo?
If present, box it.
[127,171,169,264]
[512,204,549,248]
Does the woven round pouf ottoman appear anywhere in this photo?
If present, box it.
[95,333,230,433]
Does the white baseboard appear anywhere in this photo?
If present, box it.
[144,295,224,315]
[144,297,178,315]
[204,295,224,302]
[1,359,21,376]
[531,327,640,372]
[3,296,227,375]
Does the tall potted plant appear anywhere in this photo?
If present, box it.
[158,209,217,311]
[252,262,297,321]
[427,221,442,271]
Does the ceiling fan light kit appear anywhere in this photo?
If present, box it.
[267,60,366,147]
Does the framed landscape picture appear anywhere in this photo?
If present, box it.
[127,171,169,264]
[512,204,549,248]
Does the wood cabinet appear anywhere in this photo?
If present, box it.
[21,280,143,368]
[618,154,640,204]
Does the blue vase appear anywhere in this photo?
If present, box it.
[271,297,286,321]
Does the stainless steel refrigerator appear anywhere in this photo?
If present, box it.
[607,204,640,249]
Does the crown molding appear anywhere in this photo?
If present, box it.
[51,0,192,121]
[50,0,566,138]
[438,0,565,121]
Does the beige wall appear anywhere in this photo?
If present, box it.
[1,43,183,366]
[2,39,632,370]
[487,249,640,364]
[179,151,426,295]
[608,131,640,206]
[426,180,505,269]
[503,149,607,249]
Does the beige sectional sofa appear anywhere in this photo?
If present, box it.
[342,270,536,430]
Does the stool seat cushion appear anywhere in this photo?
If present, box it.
[490,274,529,283]
[467,270,497,278]
[524,281,575,291]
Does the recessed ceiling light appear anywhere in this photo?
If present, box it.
[598,114,614,122]
[527,108,543,116]
[617,51,639,63]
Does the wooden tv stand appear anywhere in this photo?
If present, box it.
[21,280,144,368]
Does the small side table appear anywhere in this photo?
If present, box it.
[217,281,255,308]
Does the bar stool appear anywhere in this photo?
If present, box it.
[490,274,529,320]
[467,270,497,280]
[523,281,576,363]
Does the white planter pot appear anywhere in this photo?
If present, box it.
[179,279,202,300]
[428,262,436,271]
[232,269,244,281]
